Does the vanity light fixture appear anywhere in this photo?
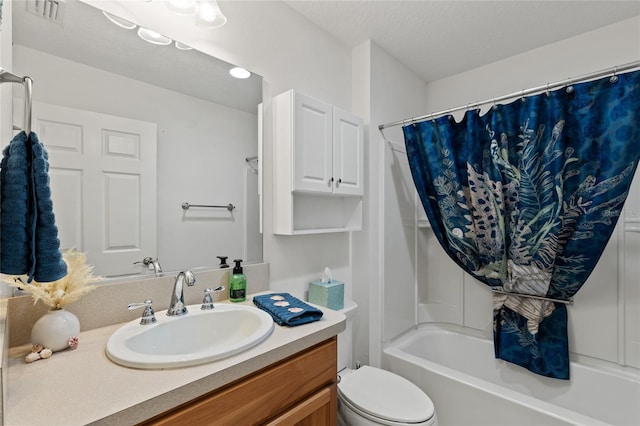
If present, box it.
[229,67,251,79]
[163,0,198,16]
[102,11,137,30]
[175,41,194,50]
[137,27,173,46]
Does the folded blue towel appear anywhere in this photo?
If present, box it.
[253,293,323,326]
[1,131,67,283]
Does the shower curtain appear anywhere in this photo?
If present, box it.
[403,70,640,379]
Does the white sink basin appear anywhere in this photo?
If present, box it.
[106,303,274,369]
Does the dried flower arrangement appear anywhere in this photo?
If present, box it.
[4,249,102,310]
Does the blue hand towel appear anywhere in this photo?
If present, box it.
[253,293,323,326]
[1,131,67,283]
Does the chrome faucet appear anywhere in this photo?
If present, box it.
[167,270,196,316]
[134,257,163,275]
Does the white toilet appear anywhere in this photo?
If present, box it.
[337,301,437,426]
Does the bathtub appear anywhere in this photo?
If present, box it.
[382,324,640,426]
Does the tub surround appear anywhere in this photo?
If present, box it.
[1,264,346,425]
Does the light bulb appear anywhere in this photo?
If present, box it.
[195,0,227,29]
[137,27,173,46]
[163,0,198,15]
[175,41,193,51]
[229,67,251,79]
[102,11,136,30]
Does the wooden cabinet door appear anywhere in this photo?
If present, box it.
[265,384,337,426]
[332,108,363,196]
[141,338,337,426]
[293,92,333,194]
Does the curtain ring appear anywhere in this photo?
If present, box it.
[520,89,526,102]
[566,78,574,93]
[610,66,619,83]
[545,83,551,97]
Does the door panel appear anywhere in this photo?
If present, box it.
[333,109,363,196]
[293,93,333,193]
[24,100,157,277]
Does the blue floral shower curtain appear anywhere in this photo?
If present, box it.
[403,70,640,379]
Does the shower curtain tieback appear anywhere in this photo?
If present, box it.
[403,69,640,379]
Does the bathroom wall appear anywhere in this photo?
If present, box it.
[413,17,640,368]
[86,0,355,299]
[0,0,13,147]
[372,45,430,350]
[351,41,430,367]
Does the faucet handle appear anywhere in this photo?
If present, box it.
[133,257,162,275]
[201,286,225,310]
[128,299,157,325]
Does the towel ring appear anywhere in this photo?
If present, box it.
[0,69,33,135]
[566,77,574,93]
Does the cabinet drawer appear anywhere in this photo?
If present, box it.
[265,384,337,426]
[142,338,337,425]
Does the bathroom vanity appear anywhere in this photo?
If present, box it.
[0,277,345,425]
[142,338,337,425]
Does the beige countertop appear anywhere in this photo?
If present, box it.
[4,295,345,426]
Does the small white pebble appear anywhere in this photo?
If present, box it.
[25,352,41,363]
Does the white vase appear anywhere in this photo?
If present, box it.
[31,309,80,352]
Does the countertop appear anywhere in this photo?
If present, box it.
[5,295,345,425]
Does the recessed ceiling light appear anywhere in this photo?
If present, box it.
[137,27,173,46]
[229,67,251,79]
[175,41,193,51]
[102,11,137,30]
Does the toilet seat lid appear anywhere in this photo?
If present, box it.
[338,366,434,423]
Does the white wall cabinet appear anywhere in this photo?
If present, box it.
[274,90,364,235]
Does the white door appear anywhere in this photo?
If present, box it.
[332,108,364,196]
[23,101,157,277]
[293,92,333,193]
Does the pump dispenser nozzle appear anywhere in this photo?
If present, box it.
[217,256,229,268]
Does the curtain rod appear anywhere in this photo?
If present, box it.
[378,60,640,132]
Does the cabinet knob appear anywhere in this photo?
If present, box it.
[328,177,334,186]
[336,178,342,187]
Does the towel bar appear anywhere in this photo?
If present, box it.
[181,202,235,211]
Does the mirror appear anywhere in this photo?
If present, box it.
[9,0,263,279]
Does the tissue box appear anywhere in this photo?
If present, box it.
[309,279,344,310]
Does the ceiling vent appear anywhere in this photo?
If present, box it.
[26,0,65,25]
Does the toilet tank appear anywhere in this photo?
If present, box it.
[337,300,358,371]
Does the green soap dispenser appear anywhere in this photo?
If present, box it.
[229,259,247,302]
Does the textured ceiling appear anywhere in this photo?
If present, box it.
[283,0,640,82]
